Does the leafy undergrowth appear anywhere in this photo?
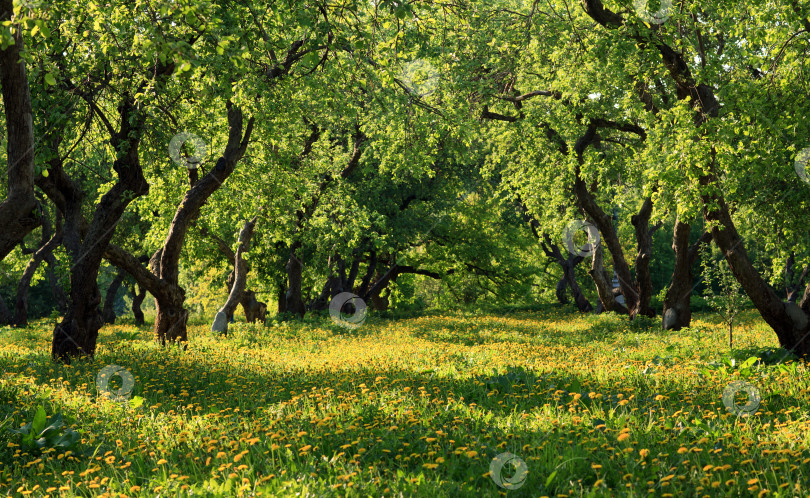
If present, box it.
[1,310,809,497]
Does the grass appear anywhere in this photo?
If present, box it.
[1,309,809,497]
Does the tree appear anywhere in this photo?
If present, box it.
[701,244,747,348]
[0,0,40,260]
[579,0,810,354]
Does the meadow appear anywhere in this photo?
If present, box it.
[1,310,809,497]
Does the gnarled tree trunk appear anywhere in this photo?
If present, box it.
[105,103,254,345]
[212,217,257,335]
[589,242,626,314]
[540,233,592,312]
[102,268,126,324]
[581,0,810,355]
[662,219,711,330]
[572,125,655,318]
[0,0,40,260]
[154,102,254,344]
[130,283,146,325]
[50,93,152,363]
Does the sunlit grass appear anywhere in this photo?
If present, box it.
[1,310,808,496]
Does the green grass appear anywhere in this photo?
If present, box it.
[1,310,809,497]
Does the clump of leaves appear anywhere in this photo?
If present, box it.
[10,405,80,454]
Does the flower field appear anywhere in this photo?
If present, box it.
[1,310,809,497]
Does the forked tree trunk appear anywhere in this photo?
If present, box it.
[104,102,254,345]
[589,242,627,314]
[0,0,40,260]
[212,217,257,335]
[51,93,152,363]
[540,233,592,312]
[573,135,655,318]
[662,219,711,330]
[154,102,253,343]
[580,0,810,354]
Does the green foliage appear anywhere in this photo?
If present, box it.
[10,405,80,454]
[2,312,809,495]
[700,245,750,348]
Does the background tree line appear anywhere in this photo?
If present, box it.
[1,0,809,361]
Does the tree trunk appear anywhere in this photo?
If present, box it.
[280,126,366,319]
[14,217,62,327]
[276,279,287,315]
[589,242,627,314]
[630,198,656,318]
[0,0,40,260]
[543,234,593,313]
[284,243,306,318]
[357,251,377,297]
[785,252,809,303]
[240,290,266,324]
[572,123,655,318]
[580,0,810,353]
[517,198,593,313]
[102,268,126,324]
[45,253,67,315]
[131,283,146,325]
[0,294,11,325]
[212,217,257,335]
[662,219,710,330]
[555,276,569,305]
[51,94,152,363]
[701,166,810,355]
[154,102,254,344]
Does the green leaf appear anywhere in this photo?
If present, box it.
[44,73,56,86]
[32,406,46,436]
[545,470,557,488]
[40,414,65,438]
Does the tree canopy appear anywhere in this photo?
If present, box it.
[1,0,809,361]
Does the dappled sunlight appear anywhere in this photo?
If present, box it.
[2,311,809,496]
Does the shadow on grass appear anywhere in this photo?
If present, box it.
[1,314,809,496]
